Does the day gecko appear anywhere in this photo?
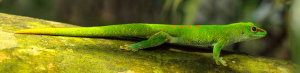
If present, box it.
[14,22,267,66]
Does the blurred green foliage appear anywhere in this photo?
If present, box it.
[290,0,300,72]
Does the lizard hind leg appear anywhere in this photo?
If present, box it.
[120,31,172,52]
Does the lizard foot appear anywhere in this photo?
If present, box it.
[214,57,228,67]
[120,44,141,52]
[217,57,228,67]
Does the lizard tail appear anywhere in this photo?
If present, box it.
[14,27,109,37]
[14,24,155,37]
[14,28,57,35]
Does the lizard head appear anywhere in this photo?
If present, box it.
[240,22,267,40]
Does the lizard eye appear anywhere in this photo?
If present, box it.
[252,27,256,32]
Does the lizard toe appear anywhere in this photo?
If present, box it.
[125,48,130,51]
[124,44,129,47]
[120,46,124,49]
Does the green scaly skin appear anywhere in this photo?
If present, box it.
[14,22,267,66]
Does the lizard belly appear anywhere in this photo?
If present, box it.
[167,37,216,47]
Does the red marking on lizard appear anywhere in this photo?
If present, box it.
[249,26,252,31]
[171,26,175,28]
[196,25,200,29]
[164,24,167,27]
[194,30,196,32]
[257,29,264,32]
[179,25,183,29]
[187,25,192,28]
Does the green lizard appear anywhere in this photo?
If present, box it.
[14,22,267,66]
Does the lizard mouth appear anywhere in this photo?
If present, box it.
[255,34,265,37]
[254,32,267,37]
[254,28,267,37]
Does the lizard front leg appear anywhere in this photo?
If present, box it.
[120,31,172,52]
[213,41,228,66]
